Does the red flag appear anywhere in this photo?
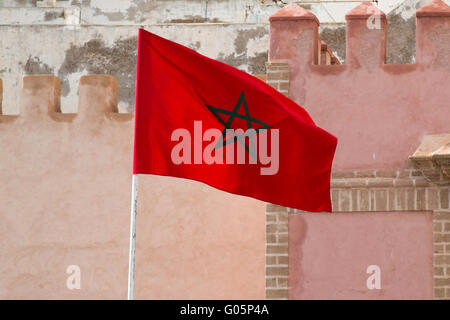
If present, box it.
[133,29,337,212]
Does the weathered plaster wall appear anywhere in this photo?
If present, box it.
[0,24,270,114]
[0,0,441,115]
[0,75,265,299]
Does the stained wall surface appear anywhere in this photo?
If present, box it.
[0,75,265,299]
[0,0,437,113]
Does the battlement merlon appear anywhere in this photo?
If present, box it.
[416,0,450,68]
[0,75,133,122]
[268,0,450,70]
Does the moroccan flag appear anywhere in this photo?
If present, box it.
[133,28,337,212]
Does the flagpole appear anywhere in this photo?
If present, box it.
[127,174,138,300]
[127,24,144,301]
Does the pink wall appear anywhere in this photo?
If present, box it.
[269,2,450,171]
[270,2,450,300]
[0,75,265,299]
[289,211,434,299]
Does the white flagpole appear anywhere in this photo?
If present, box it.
[127,174,138,300]
[128,25,144,300]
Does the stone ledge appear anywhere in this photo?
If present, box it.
[409,134,450,185]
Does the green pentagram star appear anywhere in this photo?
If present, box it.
[205,91,272,160]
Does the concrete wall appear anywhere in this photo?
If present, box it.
[0,75,265,299]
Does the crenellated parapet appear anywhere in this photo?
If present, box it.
[269,0,449,70]
[269,4,321,67]
[267,0,450,172]
[0,74,133,124]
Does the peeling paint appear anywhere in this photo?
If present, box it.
[188,41,201,51]
[0,0,436,115]
[387,10,416,64]
[126,0,158,23]
[24,56,54,74]
[320,25,346,62]
[44,11,64,21]
[58,37,137,111]
[216,26,268,74]
[166,16,223,24]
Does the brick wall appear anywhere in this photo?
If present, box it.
[264,62,290,300]
[434,210,450,299]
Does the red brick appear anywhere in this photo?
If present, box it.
[266,203,286,212]
[266,234,276,243]
[346,178,368,188]
[278,256,288,265]
[434,244,444,253]
[368,178,394,188]
[266,289,288,299]
[266,245,288,255]
[444,223,450,232]
[375,189,388,211]
[266,277,277,288]
[417,189,426,210]
[266,266,289,276]
[266,214,277,223]
[360,189,369,211]
[388,189,395,211]
[427,188,439,210]
[396,189,406,210]
[332,172,355,179]
[414,178,430,187]
[434,278,450,287]
[278,233,288,244]
[397,170,410,178]
[355,171,376,178]
[435,288,445,298]
[434,234,450,243]
[434,267,444,276]
[434,254,450,265]
[352,189,358,211]
[393,179,414,187]
[375,170,397,178]
[340,190,350,211]
[279,82,289,91]
[434,222,443,232]
[406,189,415,210]
[440,189,449,209]
[266,223,287,234]
[434,211,450,221]
[331,190,339,212]
[277,277,288,288]
[266,256,277,265]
